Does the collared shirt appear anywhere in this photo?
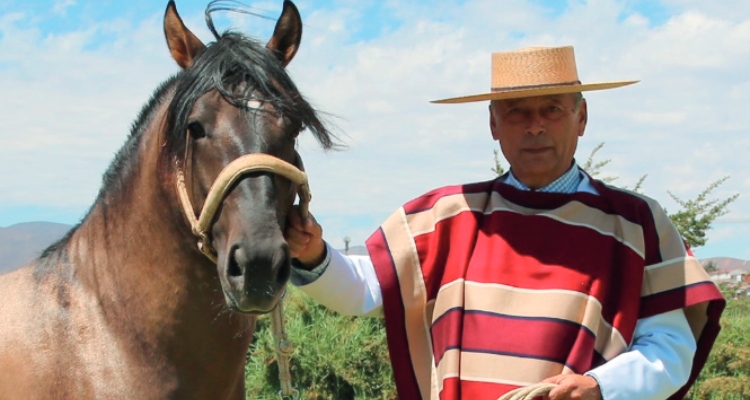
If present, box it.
[504,162,583,193]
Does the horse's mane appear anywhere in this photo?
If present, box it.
[36,26,335,271]
[168,31,333,152]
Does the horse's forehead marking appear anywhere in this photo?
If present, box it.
[246,99,263,110]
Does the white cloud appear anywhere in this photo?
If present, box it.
[53,0,76,16]
[0,0,748,259]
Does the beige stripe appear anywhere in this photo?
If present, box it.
[641,197,690,261]
[487,192,646,258]
[380,209,435,399]
[642,257,713,297]
[408,192,486,237]
[406,192,646,259]
[435,349,461,394]
[433,281,628,361]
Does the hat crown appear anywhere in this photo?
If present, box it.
[491,46,580,91]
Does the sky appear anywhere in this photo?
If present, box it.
[0,0,748,260]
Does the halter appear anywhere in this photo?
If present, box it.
[175,152,310,263]
[175,134,305,399]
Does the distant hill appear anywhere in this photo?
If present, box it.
[701,257,750,272]
[0,222,72,274]
[1,222,747,276]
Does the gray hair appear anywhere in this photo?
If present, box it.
[489,92,585,112]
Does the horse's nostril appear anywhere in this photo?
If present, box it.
[228,245,242,277]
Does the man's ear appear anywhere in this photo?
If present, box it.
[489,102,501,141]
[577,99,588,137]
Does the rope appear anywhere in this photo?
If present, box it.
[497,383,557,400]
[272,297,299,399]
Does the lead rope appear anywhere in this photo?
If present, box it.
[176,151,309,400]
[271,294,298,399]
[497,383,557,400]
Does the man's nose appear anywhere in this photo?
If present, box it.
[525,110,545,135]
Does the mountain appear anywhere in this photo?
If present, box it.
[1,222,747,275]
[0,222,72,274]
[701,257,750,272]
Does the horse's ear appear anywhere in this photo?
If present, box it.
[266,0,302,67]
[164,0,205,70]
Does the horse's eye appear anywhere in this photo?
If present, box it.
[187,121,207,139]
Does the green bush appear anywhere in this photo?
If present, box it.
[688,296,750,399]
[247,289,749,400]
[245,287,396,399]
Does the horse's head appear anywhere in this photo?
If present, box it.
[162,0,332,314]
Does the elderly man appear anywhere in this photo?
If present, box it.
[285,46,724,400]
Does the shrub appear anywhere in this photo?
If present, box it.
[245,287,396,399]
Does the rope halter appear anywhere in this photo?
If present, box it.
[175,151,306,399]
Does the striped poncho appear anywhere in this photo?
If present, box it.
[365,177,724,400]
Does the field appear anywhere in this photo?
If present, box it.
[245,287,749,399]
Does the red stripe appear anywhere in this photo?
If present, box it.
[402,180,495,215]
[458,380,525,400]
[439,377,461,399]
[640,282,724,318]
[431,311,598,373]
[413,212,481,301]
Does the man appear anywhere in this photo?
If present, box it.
[285,46,724,400]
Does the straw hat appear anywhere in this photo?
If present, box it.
[431,46,638,104]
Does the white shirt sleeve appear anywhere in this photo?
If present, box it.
[292,243,384,317]
[585,309,697,400]
[291,244,697,399]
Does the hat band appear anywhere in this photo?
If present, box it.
[491,80,581,92]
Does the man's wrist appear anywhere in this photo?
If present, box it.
[292,244,329,271]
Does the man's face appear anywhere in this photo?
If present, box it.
[489,93,587,189]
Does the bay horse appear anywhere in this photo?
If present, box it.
[0,1,333,398]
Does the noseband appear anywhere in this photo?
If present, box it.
[175,152,310,263]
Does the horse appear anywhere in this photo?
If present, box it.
[0,1,333,398]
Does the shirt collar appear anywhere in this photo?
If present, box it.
[504,163,583,194]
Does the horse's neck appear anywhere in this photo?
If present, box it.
[66,114,236,339]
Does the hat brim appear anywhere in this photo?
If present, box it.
[431,80,639,104]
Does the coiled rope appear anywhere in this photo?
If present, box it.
[497,383,557,400]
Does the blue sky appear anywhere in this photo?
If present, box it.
[1,0,749,260]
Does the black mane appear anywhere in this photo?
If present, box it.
[167,31,333,151]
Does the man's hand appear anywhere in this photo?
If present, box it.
[285,205,326,268]
[542,374,602,400]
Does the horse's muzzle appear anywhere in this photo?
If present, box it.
[219,241,290,314]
